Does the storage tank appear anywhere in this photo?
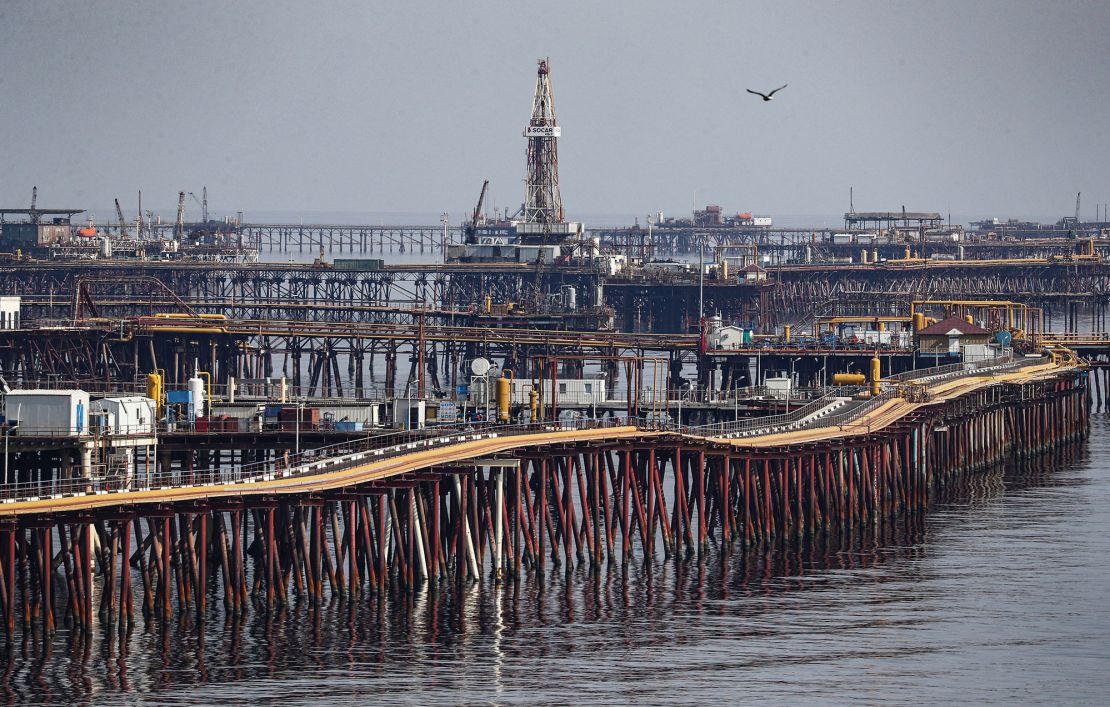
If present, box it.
[833,372,866,386]
[496,374,511,422]
[562,285,577,311]
[99,238,113,259]
[146,372,163,416]
[870,355,882,397]
[188,375,206,419]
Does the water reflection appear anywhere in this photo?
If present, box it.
[0,440,1099,703]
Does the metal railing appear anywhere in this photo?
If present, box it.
[0,355,1055,504]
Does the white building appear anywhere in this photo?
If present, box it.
[90,396,157,435]
[5,390,90,436]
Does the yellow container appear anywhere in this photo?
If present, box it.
[496,375,511,422]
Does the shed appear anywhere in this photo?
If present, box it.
[4,390,90,436]
[90,396,157,435]
[916,317,991,356]
[738,264,768,282]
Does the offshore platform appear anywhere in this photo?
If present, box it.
[450,58,592,267]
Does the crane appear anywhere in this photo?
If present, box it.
[1076,192,1081,223]
[115,199,129,237]
[174,191,186,241]
[187,186,209,223]
[472,179,489,226]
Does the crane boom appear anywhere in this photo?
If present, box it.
[115,199,128,237]
[472,179,489,226]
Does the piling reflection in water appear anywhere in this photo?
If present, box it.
[0,440,1085,703]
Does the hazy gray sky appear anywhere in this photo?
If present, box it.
[2,0,1108,224]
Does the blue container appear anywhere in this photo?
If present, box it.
[264,404,284,418]
[335,421,364,432]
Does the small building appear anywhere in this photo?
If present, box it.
[707,324,753,350]
[392,398,426,430]
[4,389,90,436]
[0,296,19,330]
[916,317,992,357]
[738,263,768,282]
[90,396,157,435]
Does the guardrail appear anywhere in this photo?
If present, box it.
[686,386,864,439]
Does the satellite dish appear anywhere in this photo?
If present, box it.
[470,357,491,376]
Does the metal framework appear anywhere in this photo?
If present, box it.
[522,59,564,225]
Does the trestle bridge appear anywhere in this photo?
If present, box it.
[0,355,1088,639]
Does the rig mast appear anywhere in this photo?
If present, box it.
[522,58,563,225]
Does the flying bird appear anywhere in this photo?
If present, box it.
[746,84,788,101]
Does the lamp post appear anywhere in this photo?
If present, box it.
[787,357,801,410]
[4,403,20,487]
[441,212,450,264]
[295,398,302,458]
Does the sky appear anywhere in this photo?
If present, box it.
[1,0,1109,226]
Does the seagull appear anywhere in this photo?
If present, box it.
[746,84,788,102]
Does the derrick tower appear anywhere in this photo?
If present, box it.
[522,58,564,225]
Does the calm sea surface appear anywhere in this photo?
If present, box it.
[3,414,1108,705]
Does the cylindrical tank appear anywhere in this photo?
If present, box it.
[870,355,881,397]
[877,321,886,332]
[529,388,538,421]
[146,373,163,415]
[721,260,729,280]
[100,238,113,258]
[496,375,511,423]
[564,286,577,311]
[483,294,492,314]
[742,328,753,345]
[872,248,878,263]
[860,249,868,264]
[904,246,911,260]
[188,376,206,419]
[783,324,792,342]
[833,372,866,386]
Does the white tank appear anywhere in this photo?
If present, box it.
[588,236,601,258]
[188,376,205,419]
[562,285,577,311]
[99,238,113,258]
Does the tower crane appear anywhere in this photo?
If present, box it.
[115,199,129,237]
